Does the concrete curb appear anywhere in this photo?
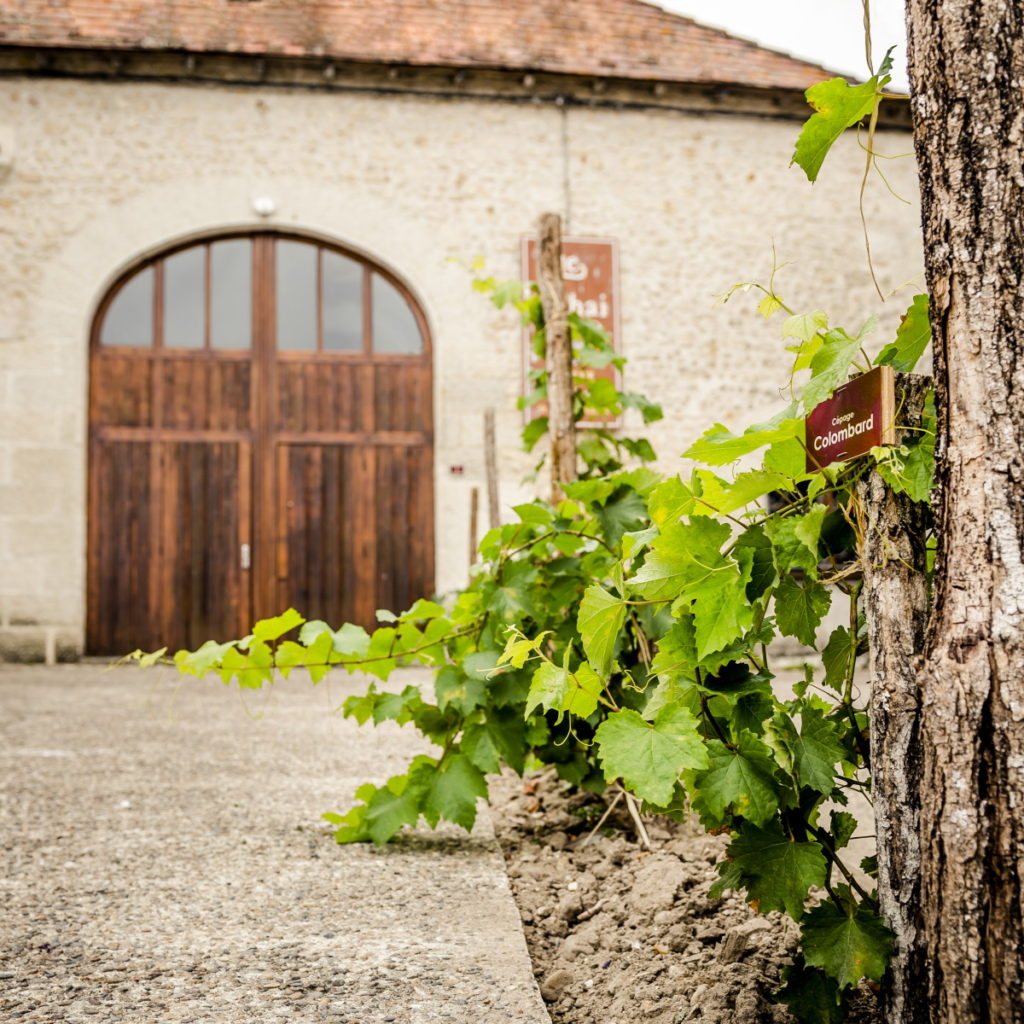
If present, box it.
[0,664,551,1024]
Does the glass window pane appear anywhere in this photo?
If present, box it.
[322,250,363,352]
[276,240,318,351]
[100,267,154,347]
[210,239,252,349]
[163,246,206,349]
[372,274,423,355]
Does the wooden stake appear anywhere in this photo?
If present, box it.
[484,407,499,530]
[469,486,479,570]
[537,212,576,503]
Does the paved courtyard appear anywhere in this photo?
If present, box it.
[0,664,549,1024]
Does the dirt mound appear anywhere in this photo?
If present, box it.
[489,771,880,1024]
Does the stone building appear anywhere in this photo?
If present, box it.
[0,0,922,660]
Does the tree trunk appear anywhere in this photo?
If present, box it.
[857,375,930,1024]
[537,212,576,501]
[906,1,1024,1019]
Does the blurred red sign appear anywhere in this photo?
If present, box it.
[520,236,620,425]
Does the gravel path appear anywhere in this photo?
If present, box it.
[0,664,550,1024]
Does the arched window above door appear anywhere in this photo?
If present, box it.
[98,233,426,356]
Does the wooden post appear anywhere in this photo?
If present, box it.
[483,407,499,530]
[468,486,479,569]
[856,374,931,1024]
[537,212,576,502]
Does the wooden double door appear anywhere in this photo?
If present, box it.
[87,233,434,655]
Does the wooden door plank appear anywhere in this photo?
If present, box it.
[322,446,342,625]
[351,445,377,628]
[252,235,277,622]
[238,440,253,633]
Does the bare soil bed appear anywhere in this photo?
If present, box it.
[488,770,880,1024]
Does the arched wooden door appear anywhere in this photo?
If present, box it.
[87,233,434,655]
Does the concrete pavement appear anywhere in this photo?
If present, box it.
[0,663,550,1024]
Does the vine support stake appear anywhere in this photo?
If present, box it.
[618,785,652,850]
[537,211,576,502]
[484,407,500,530]
[468,485,479,570]
[856,372,931,1024]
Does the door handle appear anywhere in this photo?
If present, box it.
[240,543,251,570]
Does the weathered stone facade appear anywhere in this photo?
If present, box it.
[0,71,922,660]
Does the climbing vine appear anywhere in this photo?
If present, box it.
[134,55,931,1022]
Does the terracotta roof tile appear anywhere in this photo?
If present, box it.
[0,0,832,91]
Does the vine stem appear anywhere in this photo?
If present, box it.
[840,582,872,770]
[503,526,613,558]
[696,671,733,749]
[815,826,877,907]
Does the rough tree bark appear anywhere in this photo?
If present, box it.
[906,1,1024,1020]
[857,375,930,1024]
[537,212,576,501]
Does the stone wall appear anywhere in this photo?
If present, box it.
[0,76,923,659]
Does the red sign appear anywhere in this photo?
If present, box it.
[521,236,620,424]
[805,366,896,471]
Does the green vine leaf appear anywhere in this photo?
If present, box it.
[642,675,696,722]
[174,639,237,678]
[830,810,858,851]
[331,622,372,658]
[712,819,827,917]
[251,607,305,643]
[801,319,877,412]
[800,901,894,989]
[692,469,792,517]
[219,641,273,688]
[678,548,756,661]
[733,525,778,601]
[764,435,808,477]
[364,771,428,845]
[682,409,803,466]
[689,732,781,828]
[792,74,888,182]
[875,293,931,372]
[433,666,486,715]
[459,720,502,774]
[821,622,863,692]
[423,754,488,832]
[630,518,754,659]
[629,518,726,602]
[647,477,695,528]
[775,575,832,646]
[872,393,936,503]
[766,503,828,577]
[594,485,649,546]
[595,706,708,805]
[619,390,664,424]
[484,560,539,622]
[398,598,447,622]
[768,707,846,795]
[525,660,600,721]
[362,628,398,681]
[578,586,627,677]
[777,956,849,1024]
[783,309,829,347]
